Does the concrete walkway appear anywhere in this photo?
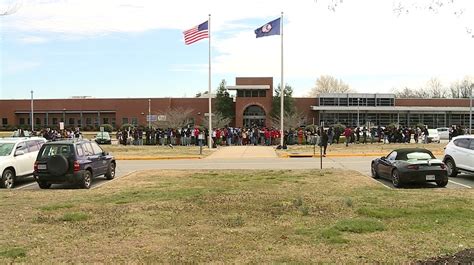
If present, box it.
[206,146,277,159]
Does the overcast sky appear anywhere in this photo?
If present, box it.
[0,0,473,99]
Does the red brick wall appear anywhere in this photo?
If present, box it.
[395,98,470,107]
[234,77,273,127]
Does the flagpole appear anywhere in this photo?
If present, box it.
[280,12,284,147]
[208,14,212,149]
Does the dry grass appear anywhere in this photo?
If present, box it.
[0,169,472,263]
[279,142,447,155]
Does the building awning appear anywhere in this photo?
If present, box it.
[15,110,116,114]
[311,106,472,113]
[226,85,270,90]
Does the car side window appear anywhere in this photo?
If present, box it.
[76,144,85,157]
[26,140,39,152]
[16,142,29,154]
[387,151,397,161]
[454,139,470,149]
[469,140,474,150]
[82,143,94,156]
[90,142,104,155]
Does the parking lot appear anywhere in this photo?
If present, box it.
[10,155,473,190]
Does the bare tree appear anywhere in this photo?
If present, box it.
[308,75,352,96]
[393,87,420,98]
[201,112,231,129]
[449,76,474,98]
[426,77,448,98]
[270,111,307,130]
[153,107,194,129]
[0,0,22,16]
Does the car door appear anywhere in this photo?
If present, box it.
[452,138,471,171]
[465,139,474,172]
[377,151,396,179]
[13,141,31,176]
[82,142,101,176]
[90,142,107,175]
[25,140,41,175]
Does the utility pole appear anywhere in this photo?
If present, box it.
[148,99,151,129]
[31,90,34,132]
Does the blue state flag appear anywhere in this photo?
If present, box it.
[255,17,281,38]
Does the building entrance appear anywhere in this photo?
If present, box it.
[243,105,266,128]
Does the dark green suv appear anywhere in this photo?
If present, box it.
[34,139,116,189]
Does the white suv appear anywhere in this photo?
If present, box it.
[0,137,47,189]
[443,135,474,177]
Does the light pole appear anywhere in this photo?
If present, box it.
[357,98,360,128]
[30,90,34,132]
[470,84,474,135]
[148,99,151,130]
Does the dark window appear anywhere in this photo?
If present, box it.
[111,118,116,128]
[258,90,266,97]
[251,90,259,97]
[339,98,348,106]
[44,118,48,126]
[77,119,81,126]
[103,118,109,124]
[387,151,397,161]
[26,140,39,152]
[52,118,58,125]
[69,118,75,125]
[82,143,94,156]
[39,144,73,158]
[244,90,251,97]
[2,118,7,125]
[131,117,138,125]
[454,138,470,149]
[36,118,41,125]
[122,118,129,125]
[86,118,92,125]
[20,118,25,125]
[237,90,244,97]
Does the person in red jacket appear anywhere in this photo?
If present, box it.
[344,127,352,147]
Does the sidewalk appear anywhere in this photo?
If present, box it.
[206,146,277,159]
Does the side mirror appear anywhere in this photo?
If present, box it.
[15,150,25,156]
[381,156,386,160]
[102,151,109,156]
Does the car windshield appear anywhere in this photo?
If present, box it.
[39,145,73,159]
[406,152,434,161]
[0,143,15,156]
[96,132,110,139]
[428,129,438,135]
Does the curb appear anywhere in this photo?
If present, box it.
[115,156,203,160]
[280,151,444,158]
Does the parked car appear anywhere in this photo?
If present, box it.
[94,132,112,145]
[443,135,474,178]
[426,129,440,143]
[0,137,47,189]
[34,139,116,189]
[371,148,448,188]
[436,127,449,140]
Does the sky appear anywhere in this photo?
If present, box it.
[0,0,473,100]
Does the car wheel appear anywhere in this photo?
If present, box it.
[445,158,458,178]
[436,179,448,188]
[38,181,51,189]
[105,163,115,180]
[371,163,379,179]
[1,169,15,189]
[392,169,402,188]
[81,170,92,189]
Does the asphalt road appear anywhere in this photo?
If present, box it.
[13,156,473,190]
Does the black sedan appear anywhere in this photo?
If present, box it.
[371,148,448,188]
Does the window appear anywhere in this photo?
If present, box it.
[20,118,25,125]
[244,90,252,97]
[387,151,397,161]
[258,90,266,97]
[122,118,129,125]
[36,118,41,126]
[251,90,259,97]
[111,118,116,128]
[52,118,58,125]
[76,144,84,157]
[2,118,7,125]
[90,142,103,155]
[69,118,75,125]
[103,118,109,124]
[131,117,138,126]
[44,118,48,126]
[15,142,28,154]
[82,143,94,156]
[454,138,470,149]
[86,117,92,125]
[26,140,39,152]
[237,90,244,97]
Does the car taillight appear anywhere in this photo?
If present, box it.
[440,163,446,169]
[406,164,419,170]
[73,161,80,172]
[34,161,38,172]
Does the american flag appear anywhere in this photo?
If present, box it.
[183,20,209,45]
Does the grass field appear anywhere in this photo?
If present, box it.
[0,169,472,263]
[101,145,213,158]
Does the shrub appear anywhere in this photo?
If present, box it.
[120,123,135,131]
[100,124,114,132]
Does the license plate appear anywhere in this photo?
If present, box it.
[38,164,47,170]
[426,175,436,180]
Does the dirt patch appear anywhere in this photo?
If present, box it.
[416,248,474,264]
